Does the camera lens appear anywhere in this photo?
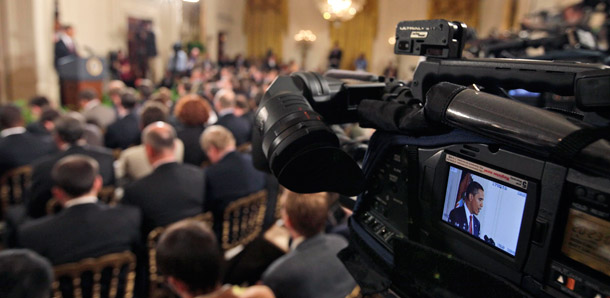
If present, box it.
[253,76,364,195]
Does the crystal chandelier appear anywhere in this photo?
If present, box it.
[316,0,366,22]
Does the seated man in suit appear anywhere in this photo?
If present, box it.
[79,89,116,131]
[18,155,141,265]
[104,89,140,149]
[213,90,251,146]
[121,121,203,234]
[261,191,356,298]
[156,220,274,298]
[28,114,115,219]
[25,96,51,135]
[115,102,184,184]
[0,104,56,177]
[448,181,484,237]
[0,249,53,298]
[200,125,265,235]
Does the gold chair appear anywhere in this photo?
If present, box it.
[221,190,267,251]
[0,165,32,220]
[46,186,118,215]
[51,251,136,298]
[147,212,213,297]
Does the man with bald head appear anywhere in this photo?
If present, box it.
[122,122,205,234]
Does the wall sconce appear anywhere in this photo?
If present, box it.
[294,30,317,70]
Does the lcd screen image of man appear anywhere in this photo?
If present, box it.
[448,181,484,237]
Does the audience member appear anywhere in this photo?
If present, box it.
[0,104,56,177]
[214,90,251,146]
[105,89,140,149]
[121,122,203,234]
[200,125,265,235]
[27,108,60,137]
[108,80,127,118]
[261,191,356,298]
[25,96,51,135]
[115,102,184,184]
[68,111,104,147]
[28,114,115,219]
[138,79,155,102]
[79,89,116,130]
[174,94,211,166]
[328,42,343,69]
[156,220,274,298]
[0,249,53,298]
[168,42,187,80]
[19,155,141,265]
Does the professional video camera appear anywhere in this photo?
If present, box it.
[252,20,610,298]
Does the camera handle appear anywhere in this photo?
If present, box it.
[411,58,610,105]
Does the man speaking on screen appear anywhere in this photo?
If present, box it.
[448,181,485,237]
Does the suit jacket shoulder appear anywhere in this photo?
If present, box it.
[18,203,141,265]
[262,234,354,298]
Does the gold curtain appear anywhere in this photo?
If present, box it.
[244,0,287,60]
[427,0,480,29]
[329,0,378,70]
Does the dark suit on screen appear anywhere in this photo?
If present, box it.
[262,233,356,298]
[104,112,140,149]
[204,151,265,235]
[215,114,252,146]
[27,145,115,219]
[448,206,480,237]
[176,125,207,166]
[18,202,141,265]
[0,132,56,177]
[122,162,205,234]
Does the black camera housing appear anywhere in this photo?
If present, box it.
[253,19,610,298]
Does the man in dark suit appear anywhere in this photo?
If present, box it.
[156,221,274,298]
[448,181,485,237]
[0,104,56,177]
[200,125,265,235]
[79,89,116,131]
[122,122,204,234]
[28,114,115,219]
[213,90,251,146]
[54,25,78,68]
[0,249,53,298]
[104,90,140,149]
[18,155,141,265]
[262,191,356,298]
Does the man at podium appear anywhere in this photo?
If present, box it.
[54,25,78,68]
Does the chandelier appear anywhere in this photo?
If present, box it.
[316,0,366,22]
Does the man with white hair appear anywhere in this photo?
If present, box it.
[200,125,265,235]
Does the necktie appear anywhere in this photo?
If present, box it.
[469,215,473,235]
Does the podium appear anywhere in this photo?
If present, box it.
[57,56,106,109]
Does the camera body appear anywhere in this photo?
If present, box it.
[253,19,610,297]
[353,132,610,297]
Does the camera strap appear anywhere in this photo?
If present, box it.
[550,125,610,164]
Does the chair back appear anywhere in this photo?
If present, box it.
[222,190,267,251]
[147,212,213,297]
[52,251,136,298]
[46,186,117,215]
[0,165,32,219]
